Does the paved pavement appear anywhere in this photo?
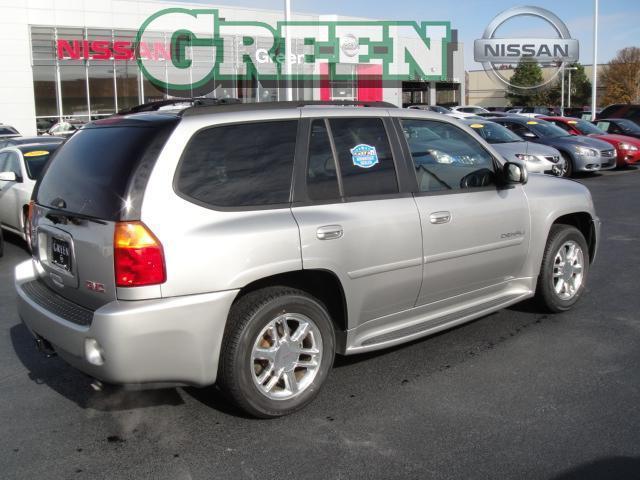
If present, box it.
[1,170,640,479]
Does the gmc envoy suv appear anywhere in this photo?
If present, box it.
[15,101,600,417]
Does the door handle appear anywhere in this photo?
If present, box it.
[429,211,451,224]
[316,225,343,240]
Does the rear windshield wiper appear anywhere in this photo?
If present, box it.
[42,205,108,225]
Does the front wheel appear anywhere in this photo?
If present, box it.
[218,286,335,418]
[560,153,573,178]
[535,225,590,312]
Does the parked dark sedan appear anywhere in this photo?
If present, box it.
[593,118,640,140]
[490,116,616,177]
[0,135,65,150]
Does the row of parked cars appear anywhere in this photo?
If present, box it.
[0,100,635,417]
[408,104,640,176]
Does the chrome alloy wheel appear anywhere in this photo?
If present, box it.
[553,240,584,300]
[554,158,568,177]
[251,313,322,400]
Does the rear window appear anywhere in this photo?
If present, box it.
[176,121,298,208]
[0,126,18,135]
[21,147,57,179]
[36,123,176,220]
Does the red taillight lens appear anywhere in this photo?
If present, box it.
[114,222,166,287]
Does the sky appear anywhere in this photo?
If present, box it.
[166,0,640,70]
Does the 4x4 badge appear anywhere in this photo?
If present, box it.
[350,144,379,169]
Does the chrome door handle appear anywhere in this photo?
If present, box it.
[429,211,451,224]
[316,225,343,240]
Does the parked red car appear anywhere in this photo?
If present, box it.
[541,116,640,168]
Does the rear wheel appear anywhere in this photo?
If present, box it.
[535,225,589,312]
[218,286,335,418]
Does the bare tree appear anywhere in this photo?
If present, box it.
[601,47,640,105]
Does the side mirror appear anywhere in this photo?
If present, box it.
[504,162,528,185]
[0,171,17,182]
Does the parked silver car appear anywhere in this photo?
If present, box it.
[15,103,600,417]
[460,119,565,176]
[0,142,62,246]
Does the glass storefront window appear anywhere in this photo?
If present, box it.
[87,29,116,117]
[115,62,139,111]
[33,66,58,117]
[60,65,89,117]
[88,64,116,116]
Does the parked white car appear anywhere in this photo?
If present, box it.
[0,142,62,246]
[450,105,490,115]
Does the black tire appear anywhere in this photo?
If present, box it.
[560,153,573,178]
[535,225,590,313]
[218,286,335,418]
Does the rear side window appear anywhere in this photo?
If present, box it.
[176,121,298,208]
[37,123,176,220]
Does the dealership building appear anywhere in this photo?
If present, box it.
[0,0,464,136]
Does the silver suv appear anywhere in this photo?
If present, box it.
[15,103,600,417]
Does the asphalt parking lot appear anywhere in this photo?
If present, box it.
[1,169,640,480]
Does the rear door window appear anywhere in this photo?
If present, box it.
[328,117,398,197]
[176,120,298,208]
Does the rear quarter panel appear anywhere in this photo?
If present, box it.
[139,110,303,298]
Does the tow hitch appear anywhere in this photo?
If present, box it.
[35,336,57,358]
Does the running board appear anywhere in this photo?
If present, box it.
[345,290,532,354]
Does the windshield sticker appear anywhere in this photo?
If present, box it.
[527,121,539,125]
[23,150,50,157]
[350,144,379,169]
[470,123,484,129]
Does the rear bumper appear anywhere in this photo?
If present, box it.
[15,260,238,387]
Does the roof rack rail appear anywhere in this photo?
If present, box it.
[181,100,398,117]
[116,97,241,115]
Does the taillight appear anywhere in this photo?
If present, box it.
[114,222,166,287]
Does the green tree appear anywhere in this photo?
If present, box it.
[540,62,592,109]
[506,58,544,106]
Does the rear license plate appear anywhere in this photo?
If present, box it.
[51,237,72,272]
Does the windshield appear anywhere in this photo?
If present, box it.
[431,106,450,114]
[616,119,640,133]
[467,121,523,144]
[528,121,571,138]
[572,120,605,135]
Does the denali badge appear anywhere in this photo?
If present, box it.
[86,281,105,293]
[501,231,524,239]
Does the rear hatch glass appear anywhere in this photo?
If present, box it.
[32,115,178,309]
[36,116,178,220]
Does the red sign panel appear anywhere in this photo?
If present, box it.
[56,39,171,61]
